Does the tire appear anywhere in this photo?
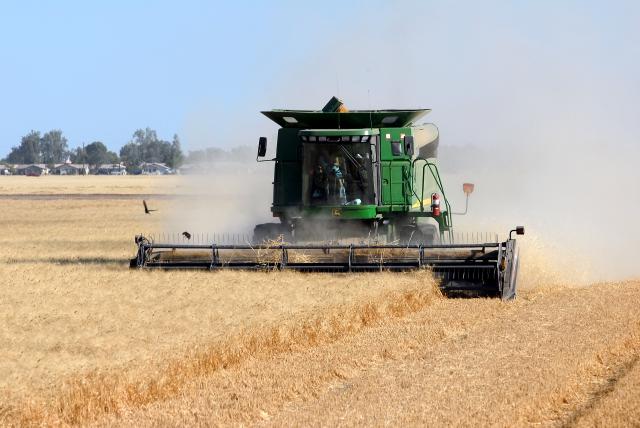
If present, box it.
[398,223,439,245]
[417,224,439,244]
[398,225,419,244]
[252,223,289,244]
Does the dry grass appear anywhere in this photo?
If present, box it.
[0,175,183,195]
[0,265,437,395]
[4,275,439,426]
[0,199,154,262]
[573,354,640,427]
[86,281,640,427]
[254,237,314,264]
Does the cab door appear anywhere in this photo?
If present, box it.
[380,128,412,210]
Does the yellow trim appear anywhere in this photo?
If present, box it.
[412,198,431,209]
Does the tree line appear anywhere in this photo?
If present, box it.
[184,146,254,163]
[2,128,184,170]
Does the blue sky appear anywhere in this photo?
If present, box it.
[0,0,638,154]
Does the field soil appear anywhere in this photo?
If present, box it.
[1,176,638,427]
[0,175,182,195]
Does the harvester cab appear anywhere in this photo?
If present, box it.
[132,97,524,300]
[254,96,450,245]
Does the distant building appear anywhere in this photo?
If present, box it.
[139,162,173,175]
[51,163,89,175]
[14,164,49,176]
[95,163,127,175]
[0,164,10,175]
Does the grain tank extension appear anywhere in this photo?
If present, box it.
[132,97,524,299]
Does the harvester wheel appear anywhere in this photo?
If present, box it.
[417,224,439,244]
[398,226,420,244]
[253,223,290,244]
[399,224,439,245]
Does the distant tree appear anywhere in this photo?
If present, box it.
[228,146,253,161]
[70,146,87,164]
[168,134,184,168]
[119,141,140,166]
[40,130,69,164]
[185,146,253,164]
[133,128,164,163]
[6,131,42,164]
[5,129,73,165]
[107,151,119,164]
[1,128,188,168]
[84,141,119,168]
[120,128,183,170]
[133,128,157,145]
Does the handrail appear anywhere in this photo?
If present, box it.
[411,157,453,230]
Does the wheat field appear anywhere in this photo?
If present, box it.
[1,176,639,427]
[0,175,181,195]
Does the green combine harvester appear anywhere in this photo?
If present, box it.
[132,97,524,299]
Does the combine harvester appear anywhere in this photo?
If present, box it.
[132,97,524,299]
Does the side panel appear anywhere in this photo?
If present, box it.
[273,128,302,209]
[381,163,409,207]
[379,127,412,210]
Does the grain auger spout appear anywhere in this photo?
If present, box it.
[132,97,526,299]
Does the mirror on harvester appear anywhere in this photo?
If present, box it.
[257,137,267,157]
[463,183,475,195]
[404,135,414,156]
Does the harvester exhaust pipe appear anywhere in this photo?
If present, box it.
[510,226,525,239]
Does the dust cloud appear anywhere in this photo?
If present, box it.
[438,132,639,283]
[169,3,639,282]
[165,153,274,242]
[167,126,639,283]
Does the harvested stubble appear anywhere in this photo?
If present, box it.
[1,267,440,427]
[88,281,640,427]
[0,175,184,195]
[572,352,640,427]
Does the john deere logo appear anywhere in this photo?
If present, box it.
[332,208,342,217]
